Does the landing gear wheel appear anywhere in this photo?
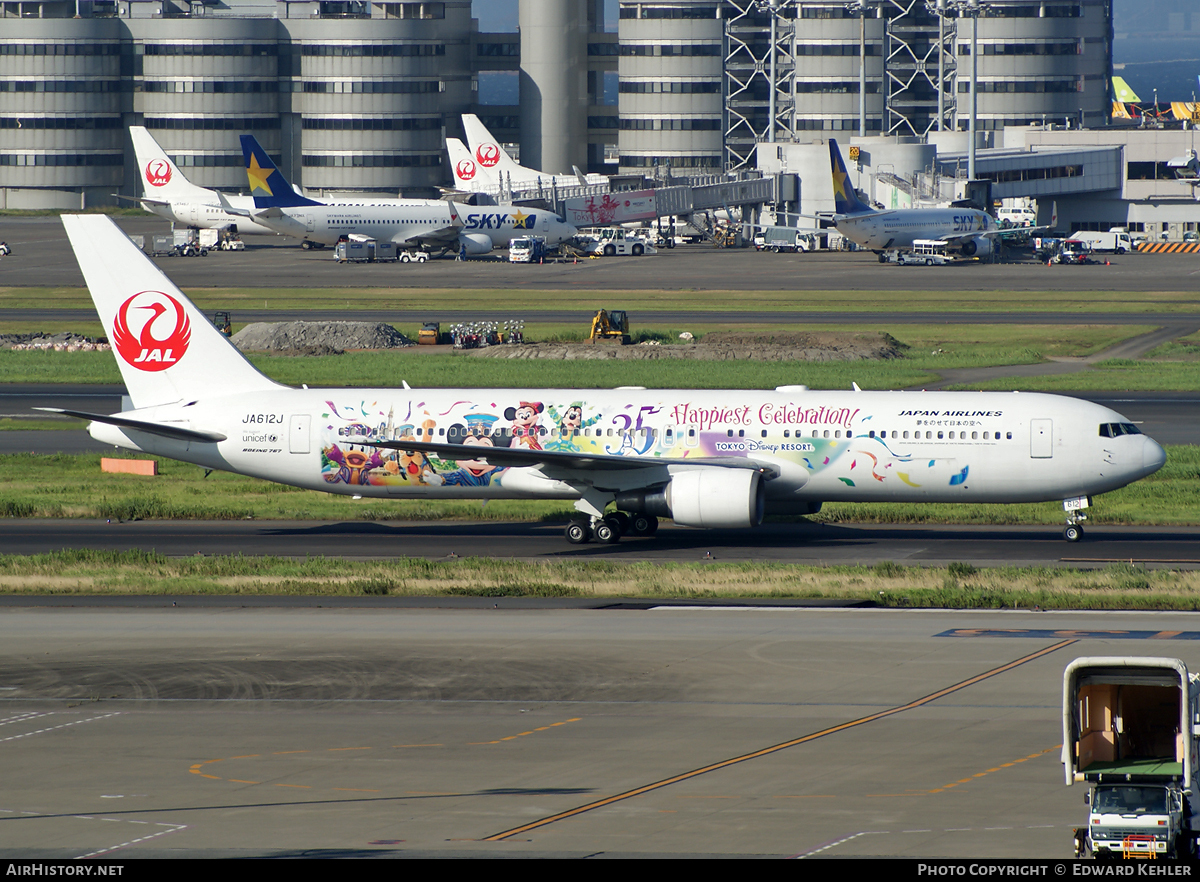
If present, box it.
[301,241,312,250]
[1064,524,1084,542]
[565,520,592,544]
[593,519,620,544]
[607,512,631,536]
[630,514,658,537]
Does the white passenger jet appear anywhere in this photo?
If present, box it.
[47,215,1165,545]
[235,135,578,254]
[460,114,606,191]
[121,126,279,237]
[829,139,1007,259]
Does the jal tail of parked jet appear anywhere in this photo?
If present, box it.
[447,137,498,191]
[462,113,536,181]
[828,140,873,217]
[129,126,217,205]
[239,135,323,209]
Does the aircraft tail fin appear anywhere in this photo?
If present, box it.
[61,215,283,409]
[462,113,526,177]
[447,137,495,190]
[238,135,322,208]
[829,139,871,216]
[129,126,213,201]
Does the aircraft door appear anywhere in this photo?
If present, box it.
[289,414,311,454]
[304,214,315,232]
[1030,419,1053,458]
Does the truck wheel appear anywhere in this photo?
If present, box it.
[632,244,644,257]
[400,253,410,263]
[603,244,616,257]
[565,520,592,544]
[416,253,427,263]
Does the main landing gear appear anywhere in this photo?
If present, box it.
[564,512,659,545]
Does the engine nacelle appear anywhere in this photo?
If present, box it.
[457,232,493,255]
[616,469,765,529]
[960,237,993,258]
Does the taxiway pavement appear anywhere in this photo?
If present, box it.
[3,605,1199,858]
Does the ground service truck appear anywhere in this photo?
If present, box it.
[1063,657,1200,859]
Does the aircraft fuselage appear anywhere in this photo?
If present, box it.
[90,387,1163,510]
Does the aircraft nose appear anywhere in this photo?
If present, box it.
[1142,436,1167,474]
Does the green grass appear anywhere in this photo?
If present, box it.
[2,446,1196,525]
[2,550,1200,609]
[0,323,1162,389]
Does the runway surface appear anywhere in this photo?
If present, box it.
[3,604,1200,858]
[4,214,1200,295]
[5,519,1200,568]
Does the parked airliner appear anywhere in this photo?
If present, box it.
[460,114,606,191]
[49,215,1164,545]
[236,135,578,254]
[123,127,279,237]
[829,139,1007,258]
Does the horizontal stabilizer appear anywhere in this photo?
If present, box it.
[35,408,227,443]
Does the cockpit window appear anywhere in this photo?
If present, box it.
[1099,423,1142,438]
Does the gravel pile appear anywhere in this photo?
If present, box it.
[232,321,414,353]
[1,332,107,351]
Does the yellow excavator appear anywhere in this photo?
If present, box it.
[588,309,630,344]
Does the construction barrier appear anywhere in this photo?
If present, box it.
[101,457,158,476]
[1138,242,1200,253]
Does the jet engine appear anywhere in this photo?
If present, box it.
[615,468,765,529]
[457,233,493,255]
[960,237,993,257]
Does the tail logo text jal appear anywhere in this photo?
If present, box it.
[476,143,501,168]
[112,291,192,372]
[456,158,477,181]
[145,159,172,188]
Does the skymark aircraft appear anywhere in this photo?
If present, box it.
[121,126,278,237]
[828,139,1028,260]
[48,215,1166,545]
[234,135,577,254]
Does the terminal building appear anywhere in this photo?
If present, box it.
[3,0,1196,239]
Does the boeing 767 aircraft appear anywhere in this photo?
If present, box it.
[47,215,1164,545]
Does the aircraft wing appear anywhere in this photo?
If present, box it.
[35,408,228,443]
[112,193,173,209]
[402,224,464,249]
[365,438,782,479]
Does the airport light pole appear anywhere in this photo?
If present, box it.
[844,0,871,138]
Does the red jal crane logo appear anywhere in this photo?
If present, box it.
[145,159,172,188]
[476,143,501,168]
[112,292,192,372]
[456,158,477,181]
